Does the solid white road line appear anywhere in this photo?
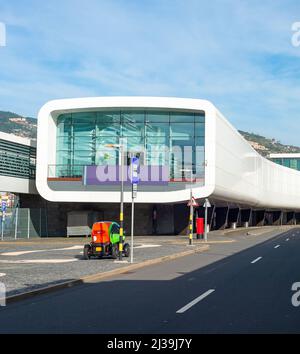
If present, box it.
[176,289,215,314]
[0,259,79,264]
[274,245,280,249]
[1,245,83,256]
[133,244,161,249]
[251,257,262,264]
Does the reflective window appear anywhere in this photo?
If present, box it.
[56,110,205,180]
[170,112,194,123]
[290,159,298,170]
[271,157,300,172]
[146,111,169,123]
[96,121,120,136]
[146,122,169,137]
[72,112,96,124]
[73,136,94,151]
[195,122,205,136]
[170,122,194,139]
[122,111,144,137]
[283,159,290,168]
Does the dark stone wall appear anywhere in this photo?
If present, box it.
[18,194,176,236]
[174,203,190,235]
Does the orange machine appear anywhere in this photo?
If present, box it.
[83,221,130,259]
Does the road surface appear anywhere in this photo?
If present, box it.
[0,228,300,333]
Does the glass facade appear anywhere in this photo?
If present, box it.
[270,157,300,171]
[55,109,205,181]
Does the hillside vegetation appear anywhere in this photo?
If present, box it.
[238,130,300,157]
[0,110,37,140]
[0,110,298,156]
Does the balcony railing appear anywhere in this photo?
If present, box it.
[47,164,205,183]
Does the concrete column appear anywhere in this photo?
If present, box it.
[286,212,296,225]
[252,210,266,227]
[241,209,251,227]
[215,207,229,230]
[228,208,240,228]
[295,213,300,225]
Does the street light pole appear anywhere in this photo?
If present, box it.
[130,155,135,264]
[105,142,126,262]
[204,200,208,242]
[203,198,211,242]
[119,142,124,261]
[188,171,193,246]
[181,168,194,246]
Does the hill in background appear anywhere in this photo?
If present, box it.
[238,130,300,157]
[0,110,299,156]
[0,110,37,140]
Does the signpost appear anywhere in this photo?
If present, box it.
[130,155,139,263]
[181,169,196,245]
[203,198,211,242]
[187,197,199,245]
[1,201,7,241]
[105,143,125,261]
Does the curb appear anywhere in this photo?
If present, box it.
[6,244,210,305]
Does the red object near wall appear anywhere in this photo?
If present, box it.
[196,217,204,235]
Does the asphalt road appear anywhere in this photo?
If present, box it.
[0,228,300,333]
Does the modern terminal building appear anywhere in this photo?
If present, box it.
[269,153,300,171]
[28,96,300,236]
[0,131,36,194]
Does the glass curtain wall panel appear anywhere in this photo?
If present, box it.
[55,110,205,181]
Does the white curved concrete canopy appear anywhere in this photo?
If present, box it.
[36,97,300,210]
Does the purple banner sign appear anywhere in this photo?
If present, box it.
[83,165,169,185]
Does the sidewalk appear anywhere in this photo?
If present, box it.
[1,224,295,244]
[0,235,208,299]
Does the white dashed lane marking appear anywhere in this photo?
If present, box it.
[274,245,280,249]
[176,289,215,314]
[251,257,262,264]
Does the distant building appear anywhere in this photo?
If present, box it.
[9,117,27,123]
[249,141,269,152]
[268,153,300,171]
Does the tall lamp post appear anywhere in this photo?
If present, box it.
[181,168,194,245]
[106,142,125,261]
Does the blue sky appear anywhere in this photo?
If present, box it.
[0,0,300,144]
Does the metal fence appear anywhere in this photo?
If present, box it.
[1,208,48,240]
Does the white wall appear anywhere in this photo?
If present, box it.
[36,96,300,210]
[0,175,37,194]
[214,109,300,210]
[36,97,214,203]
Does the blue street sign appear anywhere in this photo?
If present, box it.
[131,156,140,184]
[1,201,7,213]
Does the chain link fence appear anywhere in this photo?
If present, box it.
[1,208,48,239]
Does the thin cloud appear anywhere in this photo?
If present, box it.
[0,0,300,144]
